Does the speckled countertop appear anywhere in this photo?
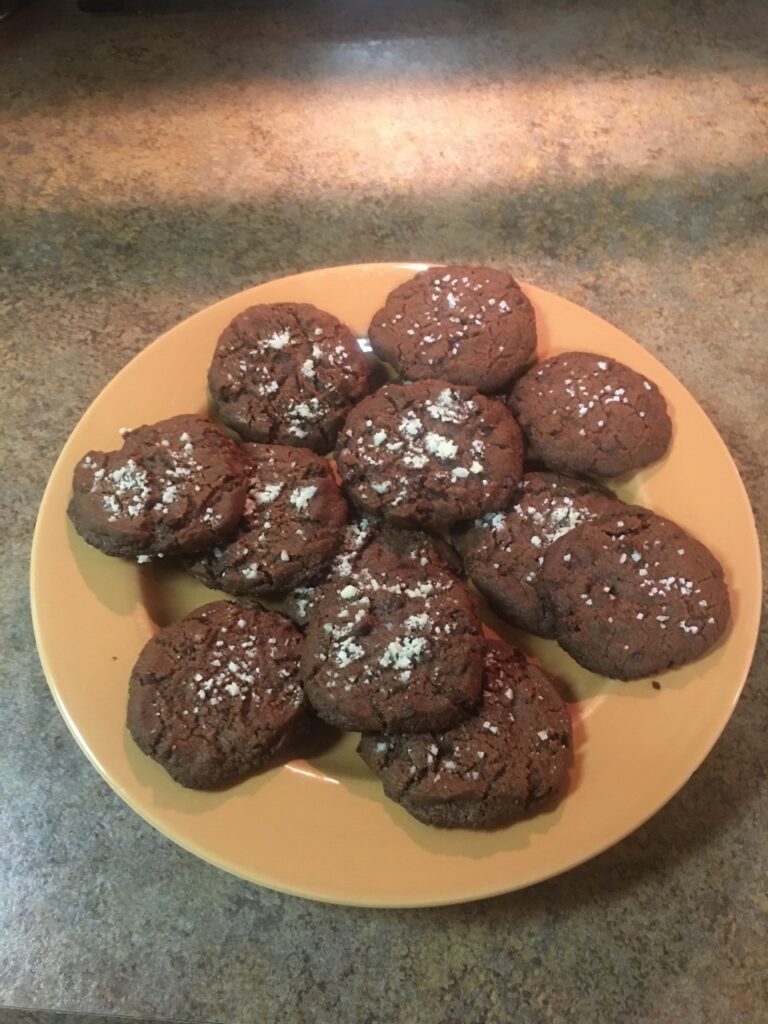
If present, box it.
[1,2,766,1022]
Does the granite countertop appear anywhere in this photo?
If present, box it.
[1,2,766,1022]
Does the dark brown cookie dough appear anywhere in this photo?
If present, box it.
[127,601,307,789]
[281,518,375,628]
[508,352,672,477]
[454,472,624,636]
[335,379,524,528]
[539,508,730,679]
[68,414,247,560]
[282,585,321,629]
[185,443,347,597]
[358,641,572,829]
[209,302,370,454]
[301,536,484,733]
[282,516,463,627]
[369,265,537,392]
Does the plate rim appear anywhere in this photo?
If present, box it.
[30,261,763,907]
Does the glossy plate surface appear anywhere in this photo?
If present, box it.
[31,264,761,907]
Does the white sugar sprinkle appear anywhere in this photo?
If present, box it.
[289,485,317,511]
[264,328,292,349]
[424,432,458,460]
[257,483,283,504]
[380,635,428,670]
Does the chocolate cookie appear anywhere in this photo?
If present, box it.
[68,414,247,560]
[282,516,462,627]
[539,508,730,679]
[185,443,347,597]
[454,472,624,636]
[335,379,524,528]
[369,265,537,392]
[301,534,484,733]
[127,601,307,789]
[358,641,572,829]
[208,302,370,454]
[508,352,672,477]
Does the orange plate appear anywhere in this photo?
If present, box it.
[30,264,761,907]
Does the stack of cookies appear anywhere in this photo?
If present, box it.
[67,266,730,830]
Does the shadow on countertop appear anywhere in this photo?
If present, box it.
[0,1008,219,1024]
[2,162,766,296]
[1,0,767,108]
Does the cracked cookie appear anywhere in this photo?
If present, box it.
[208,302,370,454]
[539,508,730,679]
[127,601,307,789]
[301,534,484,733]
[508,352,672,477]
[282,515,463,628]
[335,379,524,528]
[185,443,347,598]
[453,471,624,636]
[358,641,572,829]
[368,265,537,392]
[68,414,248,560]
